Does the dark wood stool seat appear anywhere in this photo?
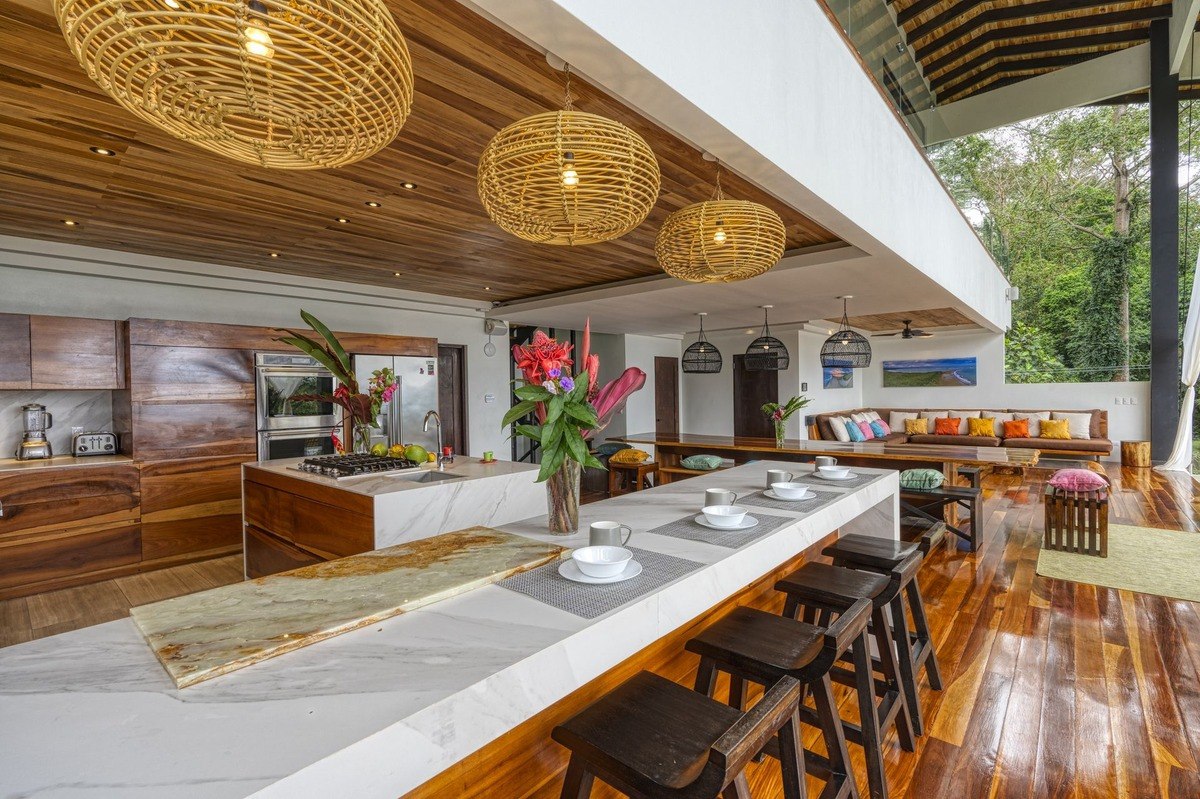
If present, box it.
[552,670,807,799]
[686,600,873,799]
[898,518,948,551]
[775,562,889,610]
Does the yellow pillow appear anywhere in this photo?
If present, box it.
[1039,419,1071,439]
[904,418,929,435]
[968,417,995,437]
[609,447,650,464]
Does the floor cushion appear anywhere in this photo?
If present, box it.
[900,468,945,491]
[1048,468,1108,493]
[681,454,723,471]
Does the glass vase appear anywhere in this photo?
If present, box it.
[774,419,786,448]
[546,459,581,535]
[352,419,374,455]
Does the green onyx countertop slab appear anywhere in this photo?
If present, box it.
[130,528,564,688]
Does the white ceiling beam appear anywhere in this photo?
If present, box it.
[1171,0,1200,74]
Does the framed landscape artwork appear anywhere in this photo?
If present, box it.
[823,366,854,389]
[882,357,978,387]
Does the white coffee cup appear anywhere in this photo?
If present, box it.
[701,504,748,528]
[766,469,794,489]
[589,520,633,548]
[814,456,838,469]
[705,488,738,508]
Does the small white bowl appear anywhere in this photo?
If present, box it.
[571,546,633,579]
[818,465,851,479]
[771,482,811,500]
[701,504,748,529]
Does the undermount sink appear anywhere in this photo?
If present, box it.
[396,470,466,483]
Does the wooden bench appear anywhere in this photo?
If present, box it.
[608,461,658,496]
[900,484,982,552]
[1043,483,1109,557]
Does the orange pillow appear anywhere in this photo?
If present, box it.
[1003,419,1030,439]
[933,417,959,435]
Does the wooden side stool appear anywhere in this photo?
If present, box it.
[1043,482,1109,557]
[608,461,658,496]
[956,465,984,489]
[900,484,981,551]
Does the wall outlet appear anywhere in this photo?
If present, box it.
[71,426,84,436]
[1129,397,1137,405]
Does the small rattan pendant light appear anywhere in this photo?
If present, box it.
[656,164,786,283]
[820,295,872,369]
[683,313,722,374]
[745,305,789,371]
[477,65,661,245]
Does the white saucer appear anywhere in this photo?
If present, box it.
[558,559,643,584]
[694,514,760,531]
[764,488,813,501]
[817,471,857,481]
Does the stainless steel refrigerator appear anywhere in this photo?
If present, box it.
[352,354,440,453]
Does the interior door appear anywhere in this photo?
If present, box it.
[654,356,679,436]
[733,354,777,438]
[438,344,468,455]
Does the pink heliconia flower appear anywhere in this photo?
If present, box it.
[583,367,646,438]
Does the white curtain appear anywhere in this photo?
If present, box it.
[1157,248,1200,471]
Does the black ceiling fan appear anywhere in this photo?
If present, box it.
[873,320,933,339]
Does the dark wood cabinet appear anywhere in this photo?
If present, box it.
[0,313,31,389]
[139,456,246,566]
[244,524,322,579]
[29,315,125,390]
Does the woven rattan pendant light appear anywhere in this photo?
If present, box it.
[820,295,872,369]
[745,305,789,371]
[683,313,722,374]
[656,165,786,283]
[477,66,661,245]
[55,0,414,169]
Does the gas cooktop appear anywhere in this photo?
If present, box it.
[294,453,421,480]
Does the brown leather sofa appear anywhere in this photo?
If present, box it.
[811,408,1113,458]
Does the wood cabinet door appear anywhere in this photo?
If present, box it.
[244,524,322,579]
[30,316,124,389]
[0,313,31,389]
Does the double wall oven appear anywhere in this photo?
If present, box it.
[255,352,340,460]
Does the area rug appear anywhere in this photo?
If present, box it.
[1036,523,1200,602]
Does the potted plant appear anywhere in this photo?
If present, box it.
[762,395,812,448]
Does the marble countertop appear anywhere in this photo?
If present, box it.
[0,453,134,473]
[245,455,538,497]
[0,461,898,799]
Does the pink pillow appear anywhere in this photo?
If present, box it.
[876,419,892,435]
[1048,468,1108,493]
[857,421,875,440]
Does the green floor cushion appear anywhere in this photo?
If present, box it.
[900,468,945,491]
[681,454,724,471]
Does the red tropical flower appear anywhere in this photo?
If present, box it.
[512,330,573,386]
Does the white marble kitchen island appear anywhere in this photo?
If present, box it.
[0,462,898,798]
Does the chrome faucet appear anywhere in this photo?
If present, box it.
[423,410,445,470]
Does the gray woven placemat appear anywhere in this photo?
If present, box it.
[737,489,841,514]
[645,512,794,549]
[497,546,703,620]
[793,471,878,490]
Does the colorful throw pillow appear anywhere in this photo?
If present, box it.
[857,421,875,440]
[681,454,723,471]
[829,416,852,443]
[899,468,945,491]
[869,420,888,438]
[596,441,629,457]
[933,417,960,435]
[1002,419,1030,439]
[1048,468,1108,493]
[904,418,929,435]
[845,420,866,442]
[967,417,995,437]
[1051,411,1093,440]
[990,412,1015,437]
[1013,411,1050,437]
[1039,419,1071,439]
[609,448,650,465]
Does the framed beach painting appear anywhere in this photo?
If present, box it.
[882,357,977,387]
[822,366,853,389]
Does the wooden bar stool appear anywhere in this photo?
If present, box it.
[774,562,918,799]
[822,531,944,720]
[608,461,658,496]
[552,670,807,799]
[685,598,873,799]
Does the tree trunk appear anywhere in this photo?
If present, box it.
[1112,104,1132,382]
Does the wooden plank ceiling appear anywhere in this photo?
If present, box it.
[0,0,838,303]
[889,0,1173,103]
[843,306,974,331]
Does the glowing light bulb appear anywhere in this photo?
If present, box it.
[561,152,579,187]
[713,220,726,244]
[244,24,274,59]
[164,0,181,7]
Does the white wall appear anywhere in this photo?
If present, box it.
[587,331,629,443]
[622,334,683,456]
[0,237,512,458]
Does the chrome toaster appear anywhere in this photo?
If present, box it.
[72,431,118,456]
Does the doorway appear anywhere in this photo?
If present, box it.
[654,356,679,436]
[437,344,468,455]
[733,354,777,438]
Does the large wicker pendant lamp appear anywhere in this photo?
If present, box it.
[745,305,789,371]
[820,295,872,369]
[656,164,786,283]
[683,313,722,374]
[55,0,414,169]
[477,66,661,245]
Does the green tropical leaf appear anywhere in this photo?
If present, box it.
[514,423,542,440]
[274,334,345,378]
[563,426,588,465]
[584,454,605,470]
[565,402,600,427]
[545,394,565,426]
[537,440,565,481]
[540,418,564,452]
[300,310,351,376]
[514,384,552,401]
[502,400,538,428]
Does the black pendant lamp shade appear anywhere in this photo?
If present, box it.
[745,305,789,371]
[683,312,722,374]
[820,296,872,369]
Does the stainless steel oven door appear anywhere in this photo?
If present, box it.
[256,366,340,430]
[257,428,339,461]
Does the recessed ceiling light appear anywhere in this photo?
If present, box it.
[401,182,417,190]
[484,286,491,291]
[335,217,349,223]
[62,219,78,226]
[89,146,116,157]
[393,271,401,276]
[269,252,279,258]
[365,200,382,208]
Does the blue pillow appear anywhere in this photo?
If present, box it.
[845,420,865,442]
[869,421,887,438]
